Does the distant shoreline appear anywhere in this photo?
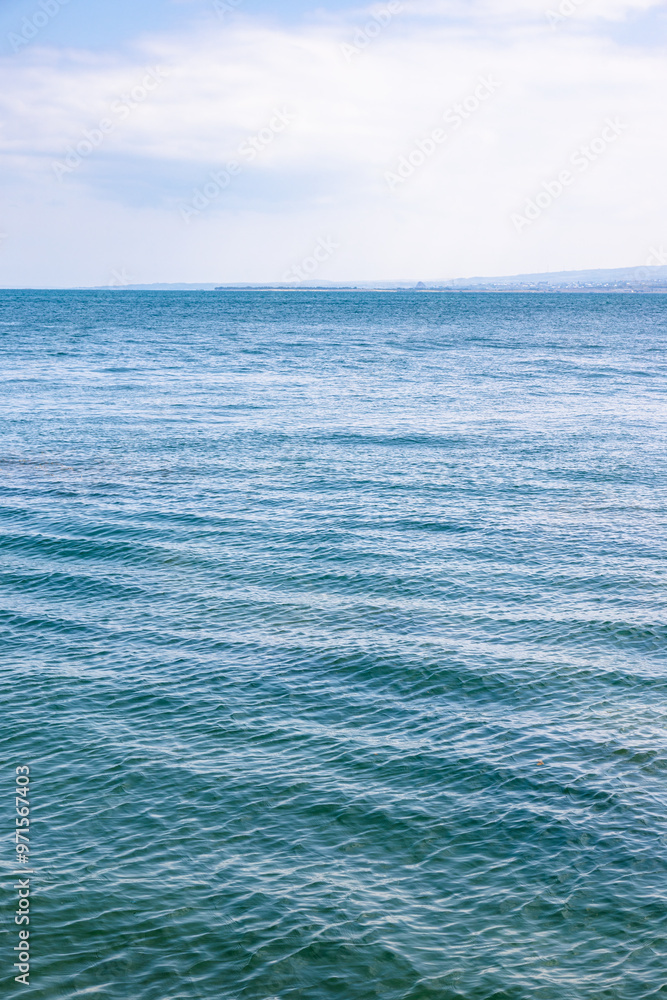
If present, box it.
[5,286,666,294]
[205,286,667,294]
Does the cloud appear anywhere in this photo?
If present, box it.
[411,0,664,23]
[0,1,665,283]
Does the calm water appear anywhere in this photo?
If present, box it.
[1,290,666,1000]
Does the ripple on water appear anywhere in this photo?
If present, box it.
[1,290,666,1000]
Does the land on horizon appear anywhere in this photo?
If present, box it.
[4,264,667,293]
[72,263,667,292]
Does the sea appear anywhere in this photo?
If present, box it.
[1,290,666,1000]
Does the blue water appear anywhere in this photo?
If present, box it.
[1,290,666,1000]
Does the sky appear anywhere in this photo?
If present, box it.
[0,0,666,286]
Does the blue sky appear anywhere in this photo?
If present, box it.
[1,0,666,285]
[0,0,360,53]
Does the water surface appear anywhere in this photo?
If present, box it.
[1,290,666,1000]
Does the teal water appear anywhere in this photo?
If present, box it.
[1,290,666,1000]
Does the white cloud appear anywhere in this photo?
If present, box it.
[0,2,665,283]
[411,0,664,22]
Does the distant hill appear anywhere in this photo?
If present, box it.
[439,265,667,290]
[87,264,667,292]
